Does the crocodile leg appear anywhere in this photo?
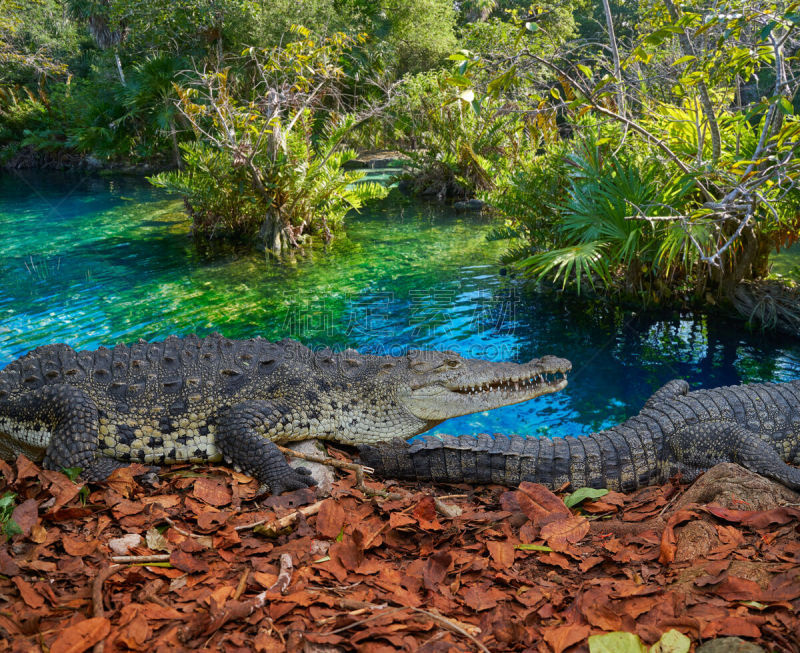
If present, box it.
[644,379,689,408]
[669,422,800,490]
[0,384,127,481]
[216,400,317,495]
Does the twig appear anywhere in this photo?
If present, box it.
[268,553,294,595]
[234,499,324,533]
[233,568,249,601]
[410,607,488,653]
[276,444,402,498]
[109,554,171,564]
[276,444,373,491]
[322,600,489,652]
[164,516,207,540]
[324,606,406,632]
[92,564,122,653]
[362,521,391,549]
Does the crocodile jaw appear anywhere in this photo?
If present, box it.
[400,356,570,422]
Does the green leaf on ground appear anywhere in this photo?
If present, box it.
[565,487,609,508]
[515,544,553,552]
[589,632,647,653]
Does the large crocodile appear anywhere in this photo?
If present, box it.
[0,334,569,494]
[359,379,800,491]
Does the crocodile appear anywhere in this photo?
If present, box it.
[0,334,570,494]
[359,378,800,492]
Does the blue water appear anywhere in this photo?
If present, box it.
[2,170,800,439]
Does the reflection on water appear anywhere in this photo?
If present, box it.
[1,170,799,439]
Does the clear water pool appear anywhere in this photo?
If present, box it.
[2,170,799,439]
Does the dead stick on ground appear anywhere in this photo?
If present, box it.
[276,445,404,500]
[325,601,488,653]
[233,568,250,601]
[92,564,122,653]
[276,444,372,488]
[234,500,324,533]
[408,606,489,652]
[325,606,407,633]
[164,515,209,540]
[110,554,171,564]
[269,553,294,594]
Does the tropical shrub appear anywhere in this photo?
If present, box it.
[150,29,387,253]
[483,139,570,265]
[393,70,525,199]
[520,135,702,299]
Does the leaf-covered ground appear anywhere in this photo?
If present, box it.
[1,452,799,653]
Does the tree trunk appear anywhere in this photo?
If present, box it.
[600,0,625,116]
[259,212,292,255]
[114,49,126,87]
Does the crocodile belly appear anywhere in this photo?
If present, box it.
[98,420,223,465]
[0,416,51,462]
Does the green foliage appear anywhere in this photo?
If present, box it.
[251,0,457,76]
[393,69,525,199]
[0,0,75,82]
[150,31,388,249]
[61,466,82,481]
[380,0,457,74]
[520,134,698,299]
[455,0,800,302]
[0,492,21,541]
[483,139,570,264]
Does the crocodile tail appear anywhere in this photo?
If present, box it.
[359,430,659,492]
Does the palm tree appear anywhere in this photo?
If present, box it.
[122,54,186,167]
[64,0,127,85]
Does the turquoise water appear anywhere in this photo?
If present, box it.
[2,170,800,439]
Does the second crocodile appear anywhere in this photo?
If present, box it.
[359,378,800,491]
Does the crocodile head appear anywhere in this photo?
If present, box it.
[392,349,571,423]
[288,342,571,444]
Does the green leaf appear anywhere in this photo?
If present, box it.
[550,87,561,100]
[446,74,472,88]
[0,492,16,513]
[515,544,553,552]
[470,98,482,117]
[759,20,778,41]
[525,21,539,32]
[61,467,82,482]
[650,629,691,653]
[671,55,696,66]
[564,487,609,508]
[3,520,22,540]
[589,632,647,653]
[779,97,794,115]
[577,64,592,78]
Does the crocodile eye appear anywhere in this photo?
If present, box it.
[445,360,461,368]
